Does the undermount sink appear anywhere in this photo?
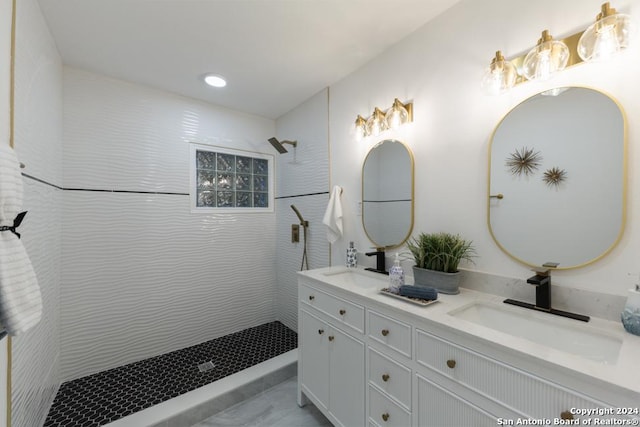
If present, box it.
[448,301,622,364]
[321,268,388,291]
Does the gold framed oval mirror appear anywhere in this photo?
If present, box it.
[488,87,626,269]
[362,139,414,248]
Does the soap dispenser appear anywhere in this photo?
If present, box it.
[346,241,357,268]
[621,283,640,336]
[388,253,404,294]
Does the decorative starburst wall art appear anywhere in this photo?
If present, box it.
[542,167,567,188]
[505,147,542,177]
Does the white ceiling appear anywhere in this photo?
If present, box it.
[37,0,462,120]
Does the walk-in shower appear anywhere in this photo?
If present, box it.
[268,137,298,153]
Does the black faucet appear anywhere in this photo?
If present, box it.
[365,248,387,275]
[504,267,590,322]
[527,273,551,310]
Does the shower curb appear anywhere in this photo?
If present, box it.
[105,349,297,427]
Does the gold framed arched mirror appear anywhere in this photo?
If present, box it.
[488,87,626,269]
[362,139,414,248]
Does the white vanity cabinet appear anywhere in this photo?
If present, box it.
[298,285,366,427]
[298,268,640,427]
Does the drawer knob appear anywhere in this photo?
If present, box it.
[381,413,390,422]
[328,335,335,341]
[446,359,456,369]
[382,373,390,382]
[560,411,574,420]
[339,309,346,315]
[381,329,389,336]
[318,329,324,335]
[308,295,315,301]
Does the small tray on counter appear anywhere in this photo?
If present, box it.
[379,288,439,307]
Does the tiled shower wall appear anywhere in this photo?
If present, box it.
[11,0,63,426]
[274,89,331,332]
[61,68,278,381]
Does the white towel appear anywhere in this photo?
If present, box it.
[0,144,42,336]
[322,185,343,243]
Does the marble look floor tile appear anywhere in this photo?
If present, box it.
[193,378,331,427]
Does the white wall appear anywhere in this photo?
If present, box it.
[11,0,63,426]
[61,68,278,381]
[275,89,330,331]
[328,0,640,297]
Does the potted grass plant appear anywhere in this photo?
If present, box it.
[406,232,475,294]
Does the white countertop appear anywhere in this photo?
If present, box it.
[298,266,640,399]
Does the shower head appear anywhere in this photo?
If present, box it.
[268,137,297,154]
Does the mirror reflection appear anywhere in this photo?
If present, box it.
[489,87,625,269]
[362,139,414,248]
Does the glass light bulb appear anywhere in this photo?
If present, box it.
[481,52,517,95]
[522,36,569,81]
[354,116,367,141]
[366,108,387,136]
[593,20,622,60]
[385,99,409,130]
[578,10,634,62]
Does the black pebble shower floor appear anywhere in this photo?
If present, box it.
[44,321,297,427]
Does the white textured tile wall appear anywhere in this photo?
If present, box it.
[274,89,330,199]
[274,89,330,331]
[11,0,63,426]
[275,195,330,331]
[14,180,61,427]
[13,0,62,186]
[61,69,277,381]
[63,68,274,193]
[61,191,276,379]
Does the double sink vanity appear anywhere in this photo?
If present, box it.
[296,86,637,426]
[297,266,640,427]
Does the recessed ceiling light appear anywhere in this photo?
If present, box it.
[204,74,227,88]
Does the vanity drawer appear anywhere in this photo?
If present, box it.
[368,310,411,358]
[368,384,411,427]
[416,373,497,427]
[415,329,614,420]
[300,284,365,333]
[368,347,411,410]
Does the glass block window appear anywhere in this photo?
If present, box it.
[190,144,274,212]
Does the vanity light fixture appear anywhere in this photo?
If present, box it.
[522,30,570,81]
[577,2,633,62]
[483,2,633,95]
[354,99,413,139]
